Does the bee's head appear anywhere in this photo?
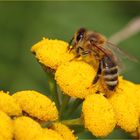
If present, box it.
[68,28,86,52]
[74,29,106,49]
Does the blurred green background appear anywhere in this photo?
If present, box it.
[0,1,140,139]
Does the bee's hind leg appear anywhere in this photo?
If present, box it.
[92,61,102,84]
[93,74,99,84]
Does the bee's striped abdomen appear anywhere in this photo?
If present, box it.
[102,66,118,90]
[101,56,119,91]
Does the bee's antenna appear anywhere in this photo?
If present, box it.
[68,37,74,47]
[67,37,74,52]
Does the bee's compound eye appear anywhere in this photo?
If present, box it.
[76,33,83,42]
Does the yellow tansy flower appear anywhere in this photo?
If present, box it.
[12,90,58,121]
[118,79,140,115]
[82,94,116,137]
[114,77,136,96]
[119,81,140,118]
[135,85,140,117]
[0,91,22,116]
[14,116,42,140]
[0,111,13,140]
[108,91,139,132]
[0,135,4,140]
[51,123,77,140]
[31,38,74,70]
[55,61,96,99]
[35,128,64,140]
[121,81,140,118]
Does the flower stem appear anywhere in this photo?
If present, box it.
[38,62,60,110]
[47,74,60,110]
[61,117,84,126]
[65,98,83,118]
[59,94,71,119]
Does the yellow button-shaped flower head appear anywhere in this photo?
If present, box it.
[31,38,74,70]
[115,78,136,95]
[35,128,64,140]
[51,123,77,140]
[116,79,140,115]
[55,61,96,99]
[14,116,42,140]
[82,94,116,137]
[0,111,13,140]
[12,90,58,121]
[108,92,139,132]
[0,91,22,116]
[135,85,140,117]
[120,80,140,119]
[0,135,4,140]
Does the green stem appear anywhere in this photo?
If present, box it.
[59,94,71,119]
[65,98,83,118]
[61,117,84,126]
[56,85,64,105]
[48,74,60,110]
[38,62,60,110]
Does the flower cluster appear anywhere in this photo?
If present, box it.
[1,37,140,139]
[31,38,140,138]
[0,90,76,140]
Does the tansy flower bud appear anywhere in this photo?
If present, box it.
[31,38,74,70]
[0,111,13,140]
[51,123,77,140]
[12,90,58,121]
[35,128,64,140]
[14,116,42,140]
[0,91,22,116]
[108,92,139,132]
[82,94,116,137]
[55,61,96,99]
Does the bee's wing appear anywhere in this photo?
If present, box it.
[104,41,138,73]
[106,41,138,62]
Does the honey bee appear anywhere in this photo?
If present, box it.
[68,28,136,91]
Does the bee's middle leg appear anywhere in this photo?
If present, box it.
[70,54,81,61]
